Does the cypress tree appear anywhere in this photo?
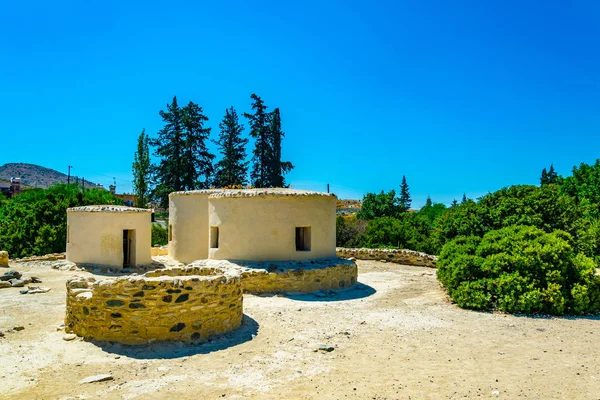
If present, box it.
[132,128,151,208]
[244,94,271,187]
[540,168,548,185]
[399,175,411,211]
[461,193,467,204]
[547,164,558,184]
[451,199,459,208]
[151,96,185,207]
[268,108,294,187]
[214,106,249,187]
[424,196,433,208]
[180,101,214,190]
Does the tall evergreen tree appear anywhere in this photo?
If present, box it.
[547,164,559,184]
[461,193,468,204]
[180,101,214,189]
[424,196,433,208]
[151,96,185,207]
[268,108,294,187]
[451,199,459,208]
[244,94,271,187]
[214,106,249,187]
[540,167,549,185]
[399,175,411,211]
[132,129,151,208]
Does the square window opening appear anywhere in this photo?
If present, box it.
[210,226,219,249]
[296,226,311,251]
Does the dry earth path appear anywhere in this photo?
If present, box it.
[0,260,599,399]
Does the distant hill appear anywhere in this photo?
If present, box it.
[0,163,103,189]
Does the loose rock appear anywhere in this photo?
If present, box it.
[79,374,114,384]
[0,281,11,289]
[13,326,25,331]
[63,333,77,341]
[10,279,25,287]
[19,289,29,294]
[315,344,335,352]
[1,270,22,281]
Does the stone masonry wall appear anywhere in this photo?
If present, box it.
[336,247,437,268]
[186,258,358,294]
[65,268,243,344]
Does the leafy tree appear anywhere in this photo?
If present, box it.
[152,223,168,246]
[132,129,151,208]
[244,94,271,188]
[268,108,294,187]
[0,184,122,258]
[418,199,447,224]
[561,159,600,209]
[213,106,249,187]
[357,190,400,220]
[399,175,411,211]
[359,213,437,254]
[437,225,600,315]
[336,215,367,247]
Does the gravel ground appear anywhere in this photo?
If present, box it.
[0,259,599,399]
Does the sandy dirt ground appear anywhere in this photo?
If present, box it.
[1,260,599,400]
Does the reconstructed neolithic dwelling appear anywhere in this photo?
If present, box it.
[65,189,357,344]
[169,188,337,263]
[66,205,152,269]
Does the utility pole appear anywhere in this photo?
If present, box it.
[67,166,73,185]
[82,177,85,191]
[327,183,330,193]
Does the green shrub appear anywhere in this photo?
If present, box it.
[437,225,600,315]
[0,184,122,258]
[152,223,168,247]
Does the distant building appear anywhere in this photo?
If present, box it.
[115,193,137,207]
[0,177,22,199]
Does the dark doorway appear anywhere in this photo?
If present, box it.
[123,229,135,268]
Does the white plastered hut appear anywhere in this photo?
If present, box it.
[168,189,337,264]
[66,205,152,269]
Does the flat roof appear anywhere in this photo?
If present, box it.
[169,188,336,199]
[67,205,152,213]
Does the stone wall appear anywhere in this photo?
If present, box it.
[151,246,169,256]
[65,267,243,344]
[336,247,437,268]
[13,253,66,262]
[0,251,8,267]
[188,258,358,294]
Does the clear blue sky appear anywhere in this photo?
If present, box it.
[1,0,599,207]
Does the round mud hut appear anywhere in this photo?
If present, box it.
[66,205,152,269]
[168,189,337,264]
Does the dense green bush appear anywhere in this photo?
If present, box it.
[431,185,595,258]
[437,225,600,315]
[0,184,123,258]
[152,223,168,246]
[359,213,437,254]
[336,216,367,247]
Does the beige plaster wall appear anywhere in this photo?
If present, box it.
[208,196,337,261]
[168,193,210,263]
[66,211,152,269]
[65,268,242,344]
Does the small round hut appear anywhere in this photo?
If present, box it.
[66,205,152,269]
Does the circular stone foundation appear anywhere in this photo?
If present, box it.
[65,267,243,345]
[187,258,358,294]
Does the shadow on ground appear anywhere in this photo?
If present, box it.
[285,282,376,302]
[91,314,259,359]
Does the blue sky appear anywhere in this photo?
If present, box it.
[1,0,598,207]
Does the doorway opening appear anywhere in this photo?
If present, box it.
[123,229,136,268]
